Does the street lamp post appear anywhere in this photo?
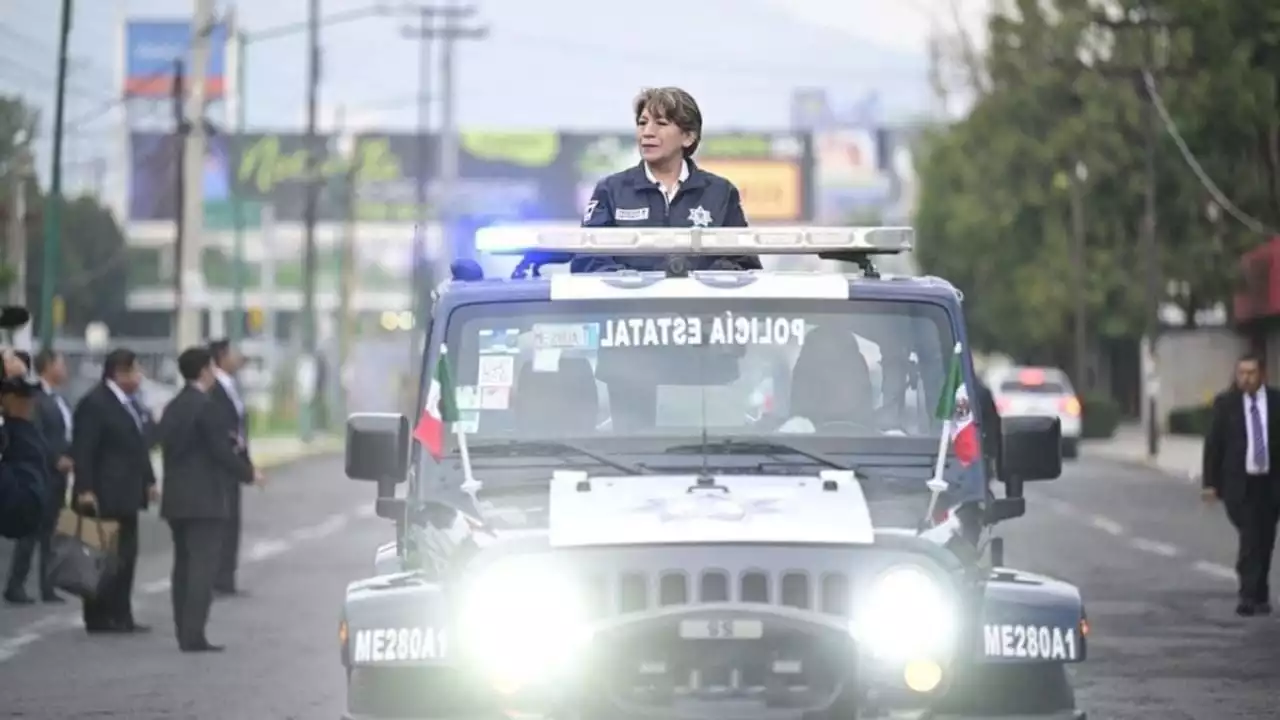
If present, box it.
[1070,161,1089,392]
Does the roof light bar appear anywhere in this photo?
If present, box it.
[475,226,914,256]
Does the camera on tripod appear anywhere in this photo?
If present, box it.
[0,306,42,396]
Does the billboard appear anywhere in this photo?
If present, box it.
[128,131,812,224]
[125,20,227,98]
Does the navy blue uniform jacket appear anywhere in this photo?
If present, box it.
[575,160,761,273]
[0,417,49,539]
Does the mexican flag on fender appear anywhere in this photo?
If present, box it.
[413,345,458,459]
[934,343,980,467]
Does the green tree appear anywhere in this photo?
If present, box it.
[915,0,1280,363]
[0,93,129,336]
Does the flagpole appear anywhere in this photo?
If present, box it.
[455,427,478,491]
[924,418,952,524]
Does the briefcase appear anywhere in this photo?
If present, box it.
[48,511,119,600]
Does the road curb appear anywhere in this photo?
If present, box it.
[1081,446,1200,485]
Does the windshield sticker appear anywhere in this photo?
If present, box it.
[480,386,510,410]
[455,385,481,411]
[477,355,515,387]
[600,316,807,348]
[455,411,480,434]
[532,322,600,350]
[478,328,521,355]
[533,348,562,373]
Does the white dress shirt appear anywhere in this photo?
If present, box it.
[215,367,245,440]
[1244,390,1270,476]
[644,159,690,206]
[106,379,143,429]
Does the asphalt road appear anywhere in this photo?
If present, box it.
[0,451,1276,719]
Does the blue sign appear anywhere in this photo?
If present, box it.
[124,20,227,99]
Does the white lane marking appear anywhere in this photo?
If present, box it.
[244,538,292,563]
[1129,538,1180,557]
[1193,560,1237,581]
[0,633,43,663]
[1090,515,1126,536]
[290,513,349,542]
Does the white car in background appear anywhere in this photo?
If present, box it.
[986,366,1082,458]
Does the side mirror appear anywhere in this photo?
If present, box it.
[998,415,1062,483]
[345,413,410,484]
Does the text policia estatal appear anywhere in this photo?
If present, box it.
[600,315,807,348]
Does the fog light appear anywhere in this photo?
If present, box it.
[903,660,943,693]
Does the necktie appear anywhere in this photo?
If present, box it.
[1250,395,1268,471]
[126,397,146,430]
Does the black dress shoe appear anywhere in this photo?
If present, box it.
[180,641,225,653]
[41,592,65,604]
[3,590,34,605]
[1257,603,1272,615]
[1236,602,1257,616]
[123,623,152,633]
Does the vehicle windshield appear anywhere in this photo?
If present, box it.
[436,297,957,447]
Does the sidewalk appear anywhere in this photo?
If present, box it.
[1082,423,1202,482]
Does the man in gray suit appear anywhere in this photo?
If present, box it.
[159,347,252,652]
[4,349,73,605]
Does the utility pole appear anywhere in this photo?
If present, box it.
[172,60,189,335]
[229,11,247,344]
[299,0,322,442]
[398,3,487,380]
[6,144,32,308]
[178,0,216,352]
[38,0,73,349]
[337,111,358,421]
[1069,161,1088,393]
[1088,5,1181,459]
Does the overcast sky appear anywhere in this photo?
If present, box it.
[1,0,992,193]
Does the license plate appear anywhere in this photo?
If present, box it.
[678,619,764,639]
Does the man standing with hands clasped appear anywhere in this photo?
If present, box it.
[207,339,264,597]
[1203,353,1280,616]
[159,347,252,652]
[72,349,160,634]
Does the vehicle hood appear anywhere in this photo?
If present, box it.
[545,472,874,548]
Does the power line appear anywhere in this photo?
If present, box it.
[1141,70,1277,236]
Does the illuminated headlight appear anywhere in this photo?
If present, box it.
[852,565,958,661]
[456,557,591,691]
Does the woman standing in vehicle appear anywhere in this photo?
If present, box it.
[577,86,758,272]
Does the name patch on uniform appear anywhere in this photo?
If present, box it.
[615,207,650,221]
[352,627,447,664]
[982,624,1078,661]
[600,316,807,348]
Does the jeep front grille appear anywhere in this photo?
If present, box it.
[583,570,852,618]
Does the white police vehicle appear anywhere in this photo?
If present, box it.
[339,227,1088,720]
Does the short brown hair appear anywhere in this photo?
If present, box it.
[633,87,703,158]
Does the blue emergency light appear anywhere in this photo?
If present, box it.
[475,226,915,256]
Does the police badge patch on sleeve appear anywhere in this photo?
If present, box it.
[583,199,598,223]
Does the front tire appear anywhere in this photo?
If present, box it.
[1061,438,1079,460]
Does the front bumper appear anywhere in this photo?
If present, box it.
[572,603,861,720]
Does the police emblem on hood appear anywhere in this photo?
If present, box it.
[634,493,783,522]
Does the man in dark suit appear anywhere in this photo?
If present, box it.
[72,349,160,634]
[1203,352,1280,616]
[4,350,73,605]
[160,347,252,652]
[207,339,263,596]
